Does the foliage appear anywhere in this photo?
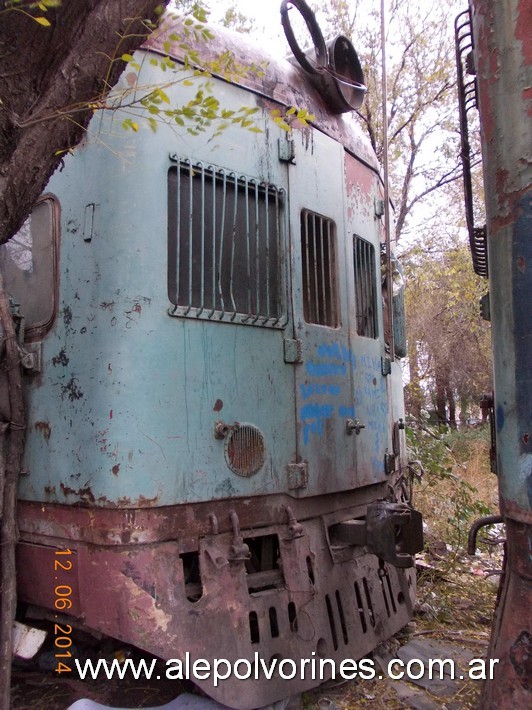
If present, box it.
[407,424,494,552]
[321,0,466,243]
[219,3,255,34]
[0,0,62,26]
[404,240,492,422]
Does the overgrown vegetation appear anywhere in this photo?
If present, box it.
[408,424,496,551]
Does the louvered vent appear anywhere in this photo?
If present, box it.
[225,424,266,477]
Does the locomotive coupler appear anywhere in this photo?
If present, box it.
[329,501,423,569]
[228,510,250,561]
[285,505,304,539]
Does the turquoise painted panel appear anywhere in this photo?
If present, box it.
[15,47,402,507]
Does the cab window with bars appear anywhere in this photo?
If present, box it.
[301,209,338,327]
[353,235,378,338]
[168,159,286,328]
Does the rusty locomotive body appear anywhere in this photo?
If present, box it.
[2,5,422,707]
[456,0,531,706]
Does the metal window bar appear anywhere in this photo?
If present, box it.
[228,171,238,317]
[353,236,378,338]
[168,157,287,328]
[301,209,338,327]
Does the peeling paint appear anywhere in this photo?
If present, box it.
[60,377,84,401]
[51,349,69,367]
[62,305,73,325]
[60,482,95,504]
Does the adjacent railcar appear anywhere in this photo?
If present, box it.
[456,1,531,707]
[2,4,421,707]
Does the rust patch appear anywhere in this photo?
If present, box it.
[51,348,69,367]
[110,410,113,419]
[60,482,95,504]
[115,494,159,508]
[509,630,532,691]
[213,399,223,412]
[517,256,526,273]
[516,0,532,65]
[112,464,120,476]
[524,433,529,445]
[523,87,532,115]
[132,303,142,314]
[495,168,510,211]
[96,429,109,452]
[34,421,51,440]
[492,185,530,230]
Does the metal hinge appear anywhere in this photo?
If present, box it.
[287,462,308,489]
[278,138,296,163]
[284,338,302,363]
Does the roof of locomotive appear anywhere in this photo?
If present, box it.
[143,14,381,175]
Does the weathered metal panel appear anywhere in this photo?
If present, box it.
[344,153,391,487]
[144,19,380,175]
[17,502,416,709]
[289,129,359,495]
[17,67,298,508]
[469,0,532,706]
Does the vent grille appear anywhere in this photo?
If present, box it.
[225,424,266,477]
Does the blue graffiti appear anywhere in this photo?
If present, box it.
[300,341,387,446]
[306,361,347,377]
[317,342,357,367]
[301,403,335,421]
[300,383,342,401]
[338,405,355,418]
[301,403,335,444]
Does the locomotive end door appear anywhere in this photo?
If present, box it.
[344,152,390,488]
[288,129,358,496]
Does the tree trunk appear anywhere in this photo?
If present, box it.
[406,339,423,420]
[0,3,169,704]
[0,275,25,710]
[435,371,448,425]
[447,386,457,429]
[0,0,169,246]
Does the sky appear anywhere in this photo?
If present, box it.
[208,0,299,54]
